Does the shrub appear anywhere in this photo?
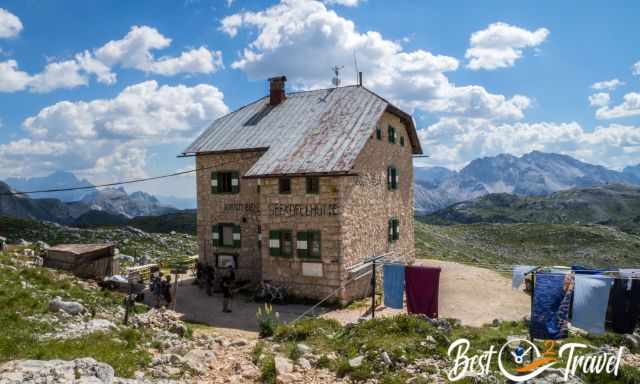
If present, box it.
[256,303,279,338]
[260,354,276,384]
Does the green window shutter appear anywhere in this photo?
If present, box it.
[297,231,308,258]
[388,219,394,242]
[388,125,396,144]
[311,231,321,259]
[393,219,400,241]
[212,224,220,246]
[211,172,219,193]
[233,224,241,248]
[387,167,393,190]
[231,172,240,193]
[269,230,281,256]
[393,168,399,190]
[400,136,405,146]
[376,127,382,140]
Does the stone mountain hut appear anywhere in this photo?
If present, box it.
[182,76,422,302]
[44,244,118,280]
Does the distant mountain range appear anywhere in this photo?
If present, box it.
[414,151,640,213]
[420,183,640,235]
[5,171,94,202]
[0,180,178,226]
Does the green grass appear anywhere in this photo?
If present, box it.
[414,220,640,268]
[275,315,640,383]
[0,251,152,377]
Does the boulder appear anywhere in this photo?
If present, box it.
[348,355,364,368]
[183,349,216,374]
[48,297,86,315]
[275,356,293,375]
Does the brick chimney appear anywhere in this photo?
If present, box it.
[268,76,287,106]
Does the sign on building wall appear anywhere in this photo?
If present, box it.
[302,262,323,277]
[269,203,339,217]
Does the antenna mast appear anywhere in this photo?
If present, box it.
[353,50,359,85]
[331,65,344,88]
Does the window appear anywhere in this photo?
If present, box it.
[400,136,405,147]
[387,166,399,190]
[297,231,321,259]
[306,176,320,194]
[269,230,293,257]
[376,126,382,140]
[212,223,241,248]
[388,125,396,144]
[388,218,400,242]
[279,177,292,194]
[211,171,240,194]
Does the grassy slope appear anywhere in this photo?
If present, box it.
[420,184,640,235]
[0,249,150,376]
[415,220,640,268]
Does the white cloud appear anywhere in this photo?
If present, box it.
[634,61,640,76]
[419,117,640,170]
[324,0,361,6]
[595,92,640,119]
[95,25,223,76]
[0,8,22,38]
[29,60,89,93]
[591,78,624,91]
[0,25,223,93]
[465,22,549,71]
[221,0,529,121]
[0,81,229,179]
[588,92,610,107]
[0,60,31,92]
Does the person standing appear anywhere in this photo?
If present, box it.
[151,272,163,309]
[163,275,173,308]
[221,263,236,313]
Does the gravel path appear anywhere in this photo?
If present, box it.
[170,259,530,333]
[324,259,530,327]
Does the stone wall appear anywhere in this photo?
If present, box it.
[257,175,345,300]
[194,111,416,302]
[339,111,416,302]
[195,151,263,281]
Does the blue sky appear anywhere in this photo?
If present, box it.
[0,0,639,198]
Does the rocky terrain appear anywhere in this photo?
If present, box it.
[414,220,640,268]
[414,151,640,214]
[0,216,196,265]
[420,184,640,235]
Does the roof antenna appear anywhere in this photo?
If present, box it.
[353,50,359,85]
[331,65,344,88]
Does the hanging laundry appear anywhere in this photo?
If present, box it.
[619,269,640,291]
[512,265,536,289]
[609,278,640,334]
[530,272,574,340]
[571,275,612,334]
[571,265,607,275]
[383,263,405,309]
[405,266,440,318]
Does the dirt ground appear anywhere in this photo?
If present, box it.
[165,259,530,335]
[324,259,531,327]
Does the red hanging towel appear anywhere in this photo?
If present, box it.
[405,266,441,318]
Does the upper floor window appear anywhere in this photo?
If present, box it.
[400,136,405,147]
[279,177,292,194]
[387,166,399,190]
[297,230,321,259]
[388,125,397,144]
[388,218,400,243]
[212,223,241,248]
[211,171,239,194]
[269,230,293,257]
[376,126,382,140]
[306,176,320,194]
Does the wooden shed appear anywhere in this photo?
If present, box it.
[44,244,118,280]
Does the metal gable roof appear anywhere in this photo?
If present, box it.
[182,85,422,177]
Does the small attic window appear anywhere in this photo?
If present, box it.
[244,104,275,126]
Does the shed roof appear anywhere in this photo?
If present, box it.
[182,85,422,177]
[47,244,114,255]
